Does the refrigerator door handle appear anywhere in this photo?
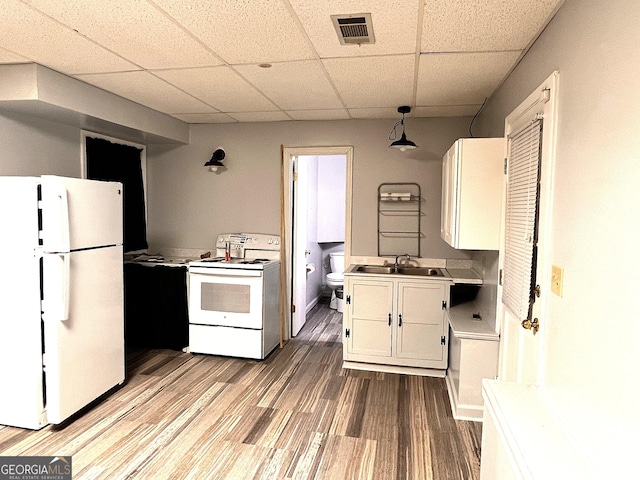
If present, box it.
[43,253,71,321]
[61,252,70,321]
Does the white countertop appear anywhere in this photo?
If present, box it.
[125,257,194,267]
[447,302,499,341]
[444,268,483,284]
[125,247,211,267]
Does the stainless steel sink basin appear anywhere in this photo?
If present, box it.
[354,265,444,277]
[396,267,443,277]
[355,265,396,274]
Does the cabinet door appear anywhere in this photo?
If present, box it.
[441,138,504,250]
[345,279,394,358]
[395,282,447,367]
[440,143,458,245]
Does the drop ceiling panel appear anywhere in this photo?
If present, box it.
[234,61,343,110]
[0,47,29,63]
[323,55,415,109]
[0,0,137,74]
[153,0,315,64]
[349,107,406,119]
[287,109,350,121]
[173,113,237,124]
[0,0,564,122]
[227,111,291,123]
[74,71,214,114]
[21,0,223,70]
[289,0,420,57]
[417,51,521,105]
[422,0,563,52]
[414,105,480,117]
[153,67,278,113]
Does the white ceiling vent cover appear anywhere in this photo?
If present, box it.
[331,13,375,45]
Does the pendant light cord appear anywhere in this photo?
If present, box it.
[468,97,488,137]
[389,115,405,141]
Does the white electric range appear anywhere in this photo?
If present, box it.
[188,233,280,360]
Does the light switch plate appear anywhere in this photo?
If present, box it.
[551,265,563,296]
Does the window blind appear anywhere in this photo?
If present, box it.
[502,118,543,320]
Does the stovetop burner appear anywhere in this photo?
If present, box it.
[196,257,273,265]
[242,258,270,264]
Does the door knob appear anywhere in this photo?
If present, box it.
[521,318,540,335]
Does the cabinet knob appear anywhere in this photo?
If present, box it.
[388,313,392,326]
[398,313,403,327]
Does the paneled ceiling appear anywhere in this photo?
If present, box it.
[0,0,563,124]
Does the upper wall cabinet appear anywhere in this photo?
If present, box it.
[441,138,505,250]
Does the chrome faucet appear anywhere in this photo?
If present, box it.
[394,254,411,269]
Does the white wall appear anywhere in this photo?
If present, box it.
[303,155,323,306]
[316,154,346,243]
[477,0,640,474]
[0,110,81,177]
[146,117,473,261]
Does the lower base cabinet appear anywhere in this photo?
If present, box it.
[124,263,189,351]
[343,275,449,370]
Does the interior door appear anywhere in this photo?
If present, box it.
[291,157,308,336]
[498,123,544,384]
[43,246,124,424]
[497,73,558,384]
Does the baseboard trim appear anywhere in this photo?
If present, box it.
[445,372,484,422]
[342,361,445,378]
[305,295,322,314]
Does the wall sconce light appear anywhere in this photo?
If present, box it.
[204,148,226,172]
[389,106,418,151]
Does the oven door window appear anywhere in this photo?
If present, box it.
[189,271,263,329]
[201,283,250,314]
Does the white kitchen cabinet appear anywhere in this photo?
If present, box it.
[445,303,499,422]
[343,275,449,371]
[441,138,504,250]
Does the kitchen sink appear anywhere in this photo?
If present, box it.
[354,265,444,277]
[396,267,444,277]
[355,265,396,274]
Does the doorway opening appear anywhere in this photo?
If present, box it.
[283,146,353,338]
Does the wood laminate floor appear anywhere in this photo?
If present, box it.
[0,301,482,479]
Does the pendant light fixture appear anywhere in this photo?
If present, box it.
[389,106,418,151]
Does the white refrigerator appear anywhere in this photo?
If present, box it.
[0,175,125,430]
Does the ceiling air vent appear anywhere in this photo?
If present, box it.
[331,13,375,45]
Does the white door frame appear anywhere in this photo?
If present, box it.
[497,71,559,383]
[283,146,353,338]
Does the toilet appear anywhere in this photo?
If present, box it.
[326,252,345,312]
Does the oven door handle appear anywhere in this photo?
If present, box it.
[189,267,262,277]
